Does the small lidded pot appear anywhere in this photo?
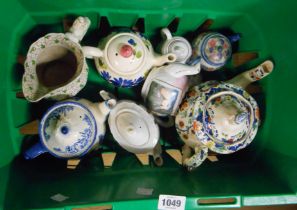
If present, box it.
[159,28,192,64]
[189,32,240,71]
[92,30,177,87]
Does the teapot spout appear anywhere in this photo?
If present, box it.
[165,62,201,78]
[97,99,117,122]
[227,60,274,89]
[153,53,177,66]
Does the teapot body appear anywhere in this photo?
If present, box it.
[94,30,176,87]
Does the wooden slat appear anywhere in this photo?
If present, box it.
[72,205,112,210]
[165,149,182,165]
[135,153,149,165]
[196,19,214,33]
[101,152,117,168]
[19,120,39,135]
[16,91,25,98]
[67,159,81,170]
[232,52,259,67]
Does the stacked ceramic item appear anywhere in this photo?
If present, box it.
[175,61,274,170]
[21,16,274,171]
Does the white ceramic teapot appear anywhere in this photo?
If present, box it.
[159,28,192,64]
[141,62,201,118]
[24,94,116,159]
[175,60,274,170]
[91,29,177,87]
[107,99,163,166]
[22,17,103,102]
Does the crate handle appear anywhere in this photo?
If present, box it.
[197,196,241,208]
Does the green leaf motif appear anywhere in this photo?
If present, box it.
[29,86,33,90]
[135,51,142,58]
[30,74,34,79]
[54,39,59,43]
[45,35,51,39]
[41,44,45,49]
[32,60,36,65]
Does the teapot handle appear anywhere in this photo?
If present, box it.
[227,60,274,89]
[24,142,48,159]
[182,144,208,171]
[161,28,173,40]
[65,16,91,43]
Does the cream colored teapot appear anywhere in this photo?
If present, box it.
[91,29,177,87]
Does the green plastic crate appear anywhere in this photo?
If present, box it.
[0,0,297,209]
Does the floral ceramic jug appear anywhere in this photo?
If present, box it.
[141,62,201,118]
[24,94,116,159]
[175,60,274,170]
[92,30,177,87]
[22,17,104,102]
[188,32,240,71]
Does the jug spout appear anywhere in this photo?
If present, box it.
[97,99,117,123]
[65,16,91,43]
[227,60,274,89]
[165,62,201,78]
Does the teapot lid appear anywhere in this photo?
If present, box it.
[105,33,146,75]
[108,101,159,154]
[40,101,97,158]
[203,92,252,145]
[201,33,231,67]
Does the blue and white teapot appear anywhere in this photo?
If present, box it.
[24,93,116,159]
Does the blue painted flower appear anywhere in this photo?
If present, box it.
[122,79,134,87]
[111,77,124,87]
[128,38,137,46]
[100,71,111,80]
[133,77,144,85]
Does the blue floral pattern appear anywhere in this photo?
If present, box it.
[100,70,144,87]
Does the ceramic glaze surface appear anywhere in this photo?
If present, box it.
[108,101,159,154]
[40,101,98,158]
[191,32,231,71]
[22,33,88,102]
[160,28,192,64]
[142,62,200,117]
[176,81,259,154]
[95,31,176,88]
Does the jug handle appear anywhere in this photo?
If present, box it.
[182,144,208,171]
[227,60,274,89]
[65,16,91,43]
[24,142,47,159]
[82,46,104,59]
[161,28,173,40]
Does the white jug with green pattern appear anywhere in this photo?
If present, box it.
[22,16,103,102]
